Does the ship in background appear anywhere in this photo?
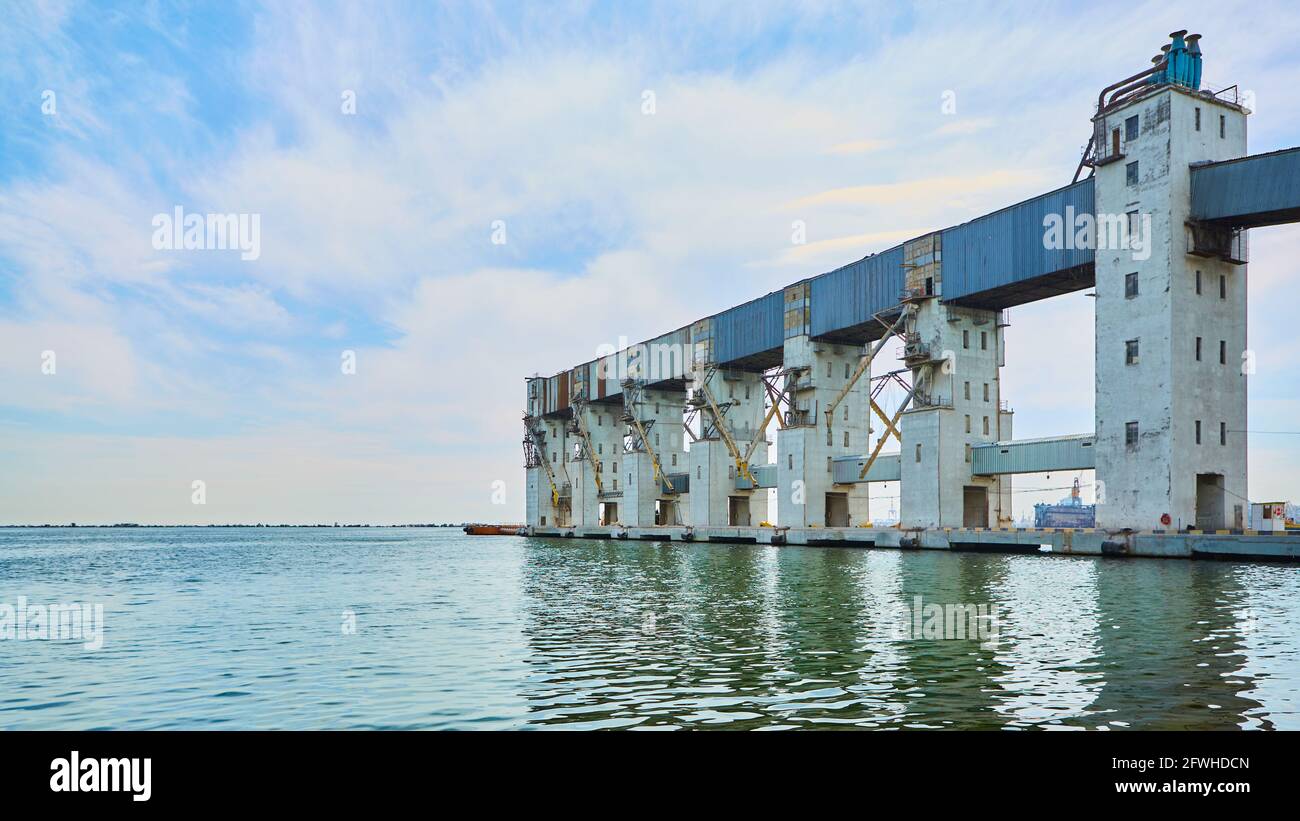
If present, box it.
[1033,478,1096,528]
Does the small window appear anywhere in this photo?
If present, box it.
[551,452,556,463]
[964,381,971,401]
[915,443,922,463]
[697,466,701,479]
[744,385,750,400]
[597,415,602,426]
[827,457,832,474]
[844,362,850,379]
[1125,272,1139,298]
[962,329,969,349]
[788,454,793,470]
[982,416,990,436]
[1125,339,1139,365]
[983,383,990,402]
[671,453,677,466]
[826,362,832,378]
[1220,274,1227,299]
[728,465,734,479]
[1126,210,1140,237]
[1220,340,1226,365]
[1220,114,1226,139]
[1126,421,1139,446]
[843,405,848,421]
[843,431,849,447]
[1195,336,1202,362]
[1126,161,1139,186]
[612,461,617,473]
[1220,422,1227,446]
[654,433,659,446]
[1195,107,1201,131]
[654,403,660,414]
[1195,420,1202,445]
[965,414,971,434]
[598,443,603,454]
[613,479,618,490]
[965,443,971,463]
[980,331,988,350]
[1195,269,1202,295]
[1125,114,1139,142]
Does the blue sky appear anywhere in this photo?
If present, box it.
[2,0,1300,524]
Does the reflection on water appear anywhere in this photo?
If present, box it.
[1,529,1297,729]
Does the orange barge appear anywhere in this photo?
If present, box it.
[462,524,524,536]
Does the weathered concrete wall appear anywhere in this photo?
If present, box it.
[777,334,871,527]
[1093,86,1248,530]
[687,369,769,526]
[525,416,572,527]
[900,299,1007,527]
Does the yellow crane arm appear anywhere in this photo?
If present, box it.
[824,311,908,433]
[628,415,674,493]
[525,418,562,507]
[572,409,604,495]
[858,383,918,480]
[696,377,754,483]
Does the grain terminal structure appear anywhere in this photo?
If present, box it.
[523,32,1300,560]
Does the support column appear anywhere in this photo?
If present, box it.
[687,368,769,526]
[1092,78,1248,530]
[899,297,1009,529]
[524,378,573,527]
[622,384,688,526]
[776,283,871,527]
[568,399,626,526]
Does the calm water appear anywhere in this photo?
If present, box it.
[1,527,1298,730]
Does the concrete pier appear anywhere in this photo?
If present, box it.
[525,524,1300,562]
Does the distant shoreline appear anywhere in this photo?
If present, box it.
[0,523,471,529]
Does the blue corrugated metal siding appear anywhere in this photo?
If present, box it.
[810,245,905,337]
[971,434,1096,476]
[1191,147,1300,227]
[942,178,1095,302]
[714,291,784,364]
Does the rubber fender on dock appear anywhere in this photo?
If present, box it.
[1100,539,1128,555]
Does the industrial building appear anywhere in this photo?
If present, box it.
[523,32,1300,560]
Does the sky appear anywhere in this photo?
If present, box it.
[2,0,1299,525]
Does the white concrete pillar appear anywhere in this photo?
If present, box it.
[1092,85,1248,530]
[686,369,769,526]
[776,304,871,528]
[899,298,1006,528]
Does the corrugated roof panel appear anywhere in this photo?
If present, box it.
[810,245,905,338]
[941,178,1095,302]
[714,291,784,365]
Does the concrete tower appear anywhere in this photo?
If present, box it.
[1092,35,1249,530]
